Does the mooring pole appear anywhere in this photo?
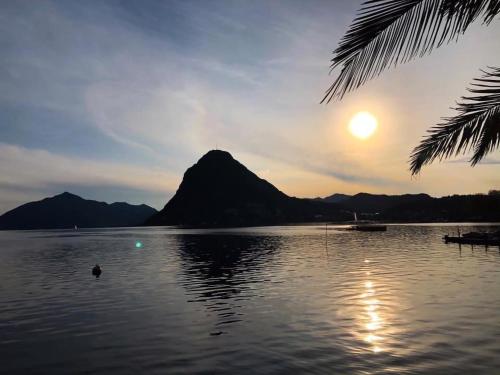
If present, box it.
[325,223,328,244]
[325,223,329,258]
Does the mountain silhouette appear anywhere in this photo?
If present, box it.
[337,192,432,213]
[146,150,350,227]
[316,191,500,222]
[382,193,500,222]
[0,192,157,230]
[319,193,351,204]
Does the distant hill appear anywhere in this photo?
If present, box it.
[317,191,500,222]
[382,194,500,222]
[146,150,350,227]
[0,192,157,230]
[340,192,432,213]
[314,192,432,214]
[322,193,351,203]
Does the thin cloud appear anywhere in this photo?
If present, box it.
[447,157,500,165]
[1,0,500,211]
[0,143,178,213]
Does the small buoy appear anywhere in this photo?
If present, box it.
[92,264,102,277]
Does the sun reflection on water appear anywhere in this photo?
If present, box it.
[359,260,386,353]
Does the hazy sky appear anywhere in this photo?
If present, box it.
[1,0,500,213]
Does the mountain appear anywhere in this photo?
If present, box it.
[382,194,500,222]
[322,193,351,203]
[317,191,500,222]
[0,192,157,230]
[146,150,350,227]
[339,193,432,213]
[314,192,432,215]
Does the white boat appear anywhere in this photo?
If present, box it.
[348,212,387,232]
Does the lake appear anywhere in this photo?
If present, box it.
[1,224,500,374]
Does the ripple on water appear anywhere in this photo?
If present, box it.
[1,225,500,374]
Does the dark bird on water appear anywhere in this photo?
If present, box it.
[210,331,224,336]
[92,264,102,277]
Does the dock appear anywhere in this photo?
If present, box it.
[443,235,500,246]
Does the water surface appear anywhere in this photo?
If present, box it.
[1,224,500,374]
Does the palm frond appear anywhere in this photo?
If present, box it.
[410,66,500,174]
[322,0,500,102]
[441,0,500,24]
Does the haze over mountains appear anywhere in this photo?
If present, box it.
[1,150,500,230]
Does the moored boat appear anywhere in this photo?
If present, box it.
[346,212,387,231]
[351,224,387,232]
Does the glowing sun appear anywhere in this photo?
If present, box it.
[348,112,378,139]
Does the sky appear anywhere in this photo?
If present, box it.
[1,0,500,214]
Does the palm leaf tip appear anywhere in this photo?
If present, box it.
[441,0,500,25]
[323,0,500,103]
[410,66,500,175]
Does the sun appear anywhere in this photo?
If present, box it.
[348,112,378,139]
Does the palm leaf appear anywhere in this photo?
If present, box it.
[441,0,500,25]
[322,0,500,102]
[410,66,500,174]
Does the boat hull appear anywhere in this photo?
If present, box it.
[350,225,387,232]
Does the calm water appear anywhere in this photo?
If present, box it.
[1,224,500,374]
